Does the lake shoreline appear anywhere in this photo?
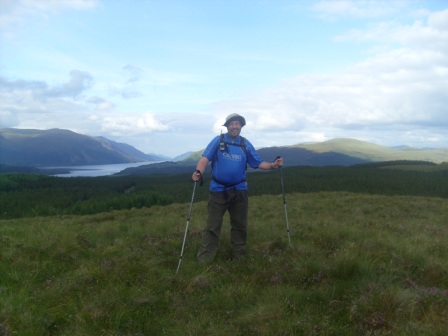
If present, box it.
[40,162,161,177]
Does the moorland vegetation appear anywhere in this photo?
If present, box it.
[0,161,447,335]
[1,160,447,220]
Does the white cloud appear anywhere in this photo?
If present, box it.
[87,96,115,111]
[1,1,447,156]
[429,8,448,30]
[185,41,448,150]
[101,113,170,136]
[336,8,448,52]
[0,0,98,38]
[312,0,410,20]
[0,71,93,101]
[205,6,448,149]
[28,0,98,11]
[223,50,446,132]
[0,109,19,127]
[123,64,144,84]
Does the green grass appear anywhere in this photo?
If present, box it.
[1,192,447,335]
[2,162,447,220]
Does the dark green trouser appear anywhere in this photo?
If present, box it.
[197,189,248,262]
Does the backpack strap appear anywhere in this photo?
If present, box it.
[239,136,247,156]
[212,134,248,169]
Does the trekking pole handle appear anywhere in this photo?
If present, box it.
[193,170,203,186]
[274,156,283,167]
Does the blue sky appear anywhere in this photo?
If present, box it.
[1,0,447,157]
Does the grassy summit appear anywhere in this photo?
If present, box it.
[1,191,447,335]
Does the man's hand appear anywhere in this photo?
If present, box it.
[273,156,283,168]
[192,170,202,182]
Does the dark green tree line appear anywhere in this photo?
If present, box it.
[1,161,446,220]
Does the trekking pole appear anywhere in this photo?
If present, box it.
[276,156,292,246]
[176,180,198,275]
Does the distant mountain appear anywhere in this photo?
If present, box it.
[171,145,369,169]
[1,128,446,175]
[120,138,447,176]
[256,146,369,166]
[173,151,195,162]
[177,138,446,168]
[0,128,167,167]
[115,161,197,176]
[293,138,448,164]
[147,152,171,161]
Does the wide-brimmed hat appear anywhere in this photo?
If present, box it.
[223,113,246,127]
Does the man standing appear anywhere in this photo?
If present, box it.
[192,113,283,263]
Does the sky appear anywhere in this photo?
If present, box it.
[1,0,447,158]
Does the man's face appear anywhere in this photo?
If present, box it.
[227,120,242,139]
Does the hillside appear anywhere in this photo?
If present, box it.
[295,138,448,163]
[181,146,369,166]
[0,128,166,167]
[1,192,447,335]
[121,138,446,176]
[2,162,447,219]
[181,138,446,165]
[1,164,447,334]
[1,128,446,173]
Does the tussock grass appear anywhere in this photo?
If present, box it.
[1,192,447,335]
